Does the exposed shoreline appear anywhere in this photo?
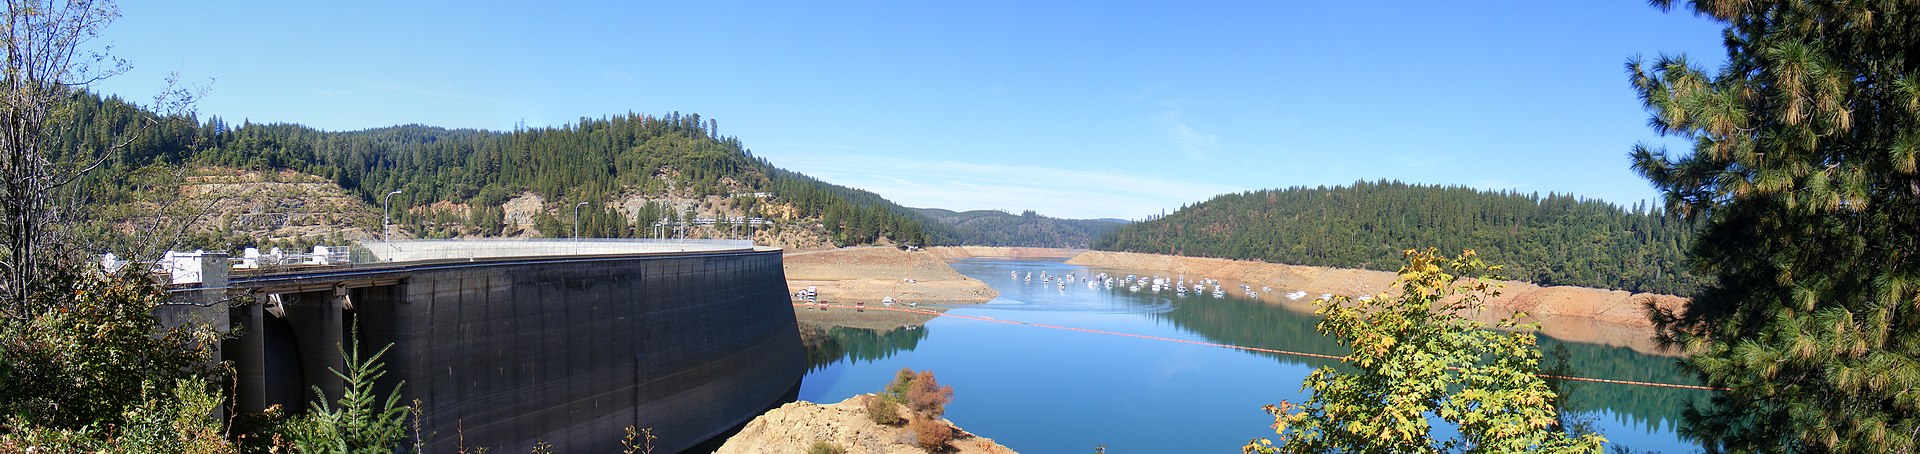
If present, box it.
[782,246,1683,356]
[783,247,999,305]
[924,246,1083,260]
[1065,250,1686,356]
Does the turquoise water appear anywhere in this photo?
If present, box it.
[797,258,1704,452]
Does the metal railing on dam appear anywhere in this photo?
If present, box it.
[360,238,759,264]
[165,240,804,453]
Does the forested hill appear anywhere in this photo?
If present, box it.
[911,208,1124,248]
[57,92,951,249]
[1092,180,1701,295]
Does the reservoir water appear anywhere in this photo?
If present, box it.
[797,258,1705,452]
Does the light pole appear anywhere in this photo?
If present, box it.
[382,190,402,261]
[574,202,589,240]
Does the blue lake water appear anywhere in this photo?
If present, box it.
[797,258,1705,452]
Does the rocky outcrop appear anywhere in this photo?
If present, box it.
[109,167,379,245]
[717,395,1015,454]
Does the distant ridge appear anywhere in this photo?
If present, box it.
[1093,180,1700,295]
[911,208,1125,249]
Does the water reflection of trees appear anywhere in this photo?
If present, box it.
[798,322,930,372]
[1535,337,1708,433]
[1152,297,1707,431]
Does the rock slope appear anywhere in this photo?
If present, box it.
[717,395,1014,454]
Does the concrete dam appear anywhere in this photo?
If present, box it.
[166,240,804,452]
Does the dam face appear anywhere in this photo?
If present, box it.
[218,246,803,452]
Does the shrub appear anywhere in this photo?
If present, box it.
[0,269,218,431]
[905,370,953,417]
[885,368,915,402]
[806,440,847,454]
[115,380,234,454]
[865,394,903,426]
[1243,249,1601,453]
[909,416,953,451]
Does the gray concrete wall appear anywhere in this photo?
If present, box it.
[230,249,802,453]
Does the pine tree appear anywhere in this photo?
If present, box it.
[1630,1,1920,450]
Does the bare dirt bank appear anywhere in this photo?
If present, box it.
[785,247,999,305]
[794,304,943,332]
[925,246,1082,260]
[717,394,1014,454]
[1066,251,1687,355]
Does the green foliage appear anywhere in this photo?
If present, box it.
[885,368,916,403]
[276,330,410,454]
[1244,249,1603,453]
[1095,181,1700,295]
[1150,278,1706,433]
[0,421,109,453]
[51,97,948,248]
[1629,2,1920,451]
[865,394,903,426]
[0,379,230,454]
[0,269,217,431]
[114,380,234,454]
[913,208,1123,248]
[807,440,847,454]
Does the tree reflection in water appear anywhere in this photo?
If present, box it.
[1149,294,1709,433]
[799,322,931,372]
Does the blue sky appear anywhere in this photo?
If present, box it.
[92,2,1727,220]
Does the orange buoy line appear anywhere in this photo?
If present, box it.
[792,302,1727,392]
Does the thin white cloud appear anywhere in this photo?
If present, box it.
[769,153,1242,220]
[1160,105,1220,161]
[1126,83,1166,101]
[1390,154,1443,168]
[599,71,634,82]
[1170,123,1222,161]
